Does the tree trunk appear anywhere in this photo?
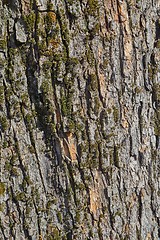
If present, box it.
[0,0,160,239]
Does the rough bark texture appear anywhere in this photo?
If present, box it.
[0,0,160,239]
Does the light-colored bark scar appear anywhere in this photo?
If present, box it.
[62,133,77,162]
[118,1,133,63]
[89,188,100,216]
[67,132,77,162]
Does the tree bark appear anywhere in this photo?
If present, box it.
[0,0,160,239]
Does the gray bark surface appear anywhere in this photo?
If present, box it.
[0,0,160,239]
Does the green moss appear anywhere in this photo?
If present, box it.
[42,61,52,72]
[75,211,81,223]
[61,93,73,117]
[45,11,56,34]
[90,74,98,91]
[28,145,35,154]
[86,48,95,66]
[57,211,62,223]
[11,167,19,177]
[0,39,6,50]
[113,107,119,122]
[23,12,36,33]
[5,88,13,100]
[153,83,160,101]
[148,63,158,79]
[21,93,29,104]
[25,113,32,125]
[91,23,100,36]
[46,199,57,210]
[94,96,101,114]
[151,149,158,162]
[107,108,112,114]
[66,57,79,70]
[0,182,5,195]
[41,80,51,94]
[15,192,26,201]
[87,0,99,16]
[26,206,32,215]
[5,162,11,171]
[25,176,33,185]
[0,203,5,212]
[135,86,142,94]
[47,227,61,240]
[0,115,8,131]
[154,112,160,136]
[98,226,103,239]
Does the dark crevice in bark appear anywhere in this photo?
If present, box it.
[113,145,120,168]
[119,31,125,79]
[138,100,143,143]
[137,193,142,234]
[117,171,123,202]
[129,134,132,157]
[138,151,144,167]
[66,230,73,240]
[85,76,92,119]
[155,19,160,41]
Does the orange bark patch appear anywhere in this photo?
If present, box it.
[99,73,106,99]
[89,188,100,215]
[67,133,77,162]
[49,39,60,49]
[118,1,133,63]
[47,12,56,22]
[145,233,151,240]
[62,133,77,162]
